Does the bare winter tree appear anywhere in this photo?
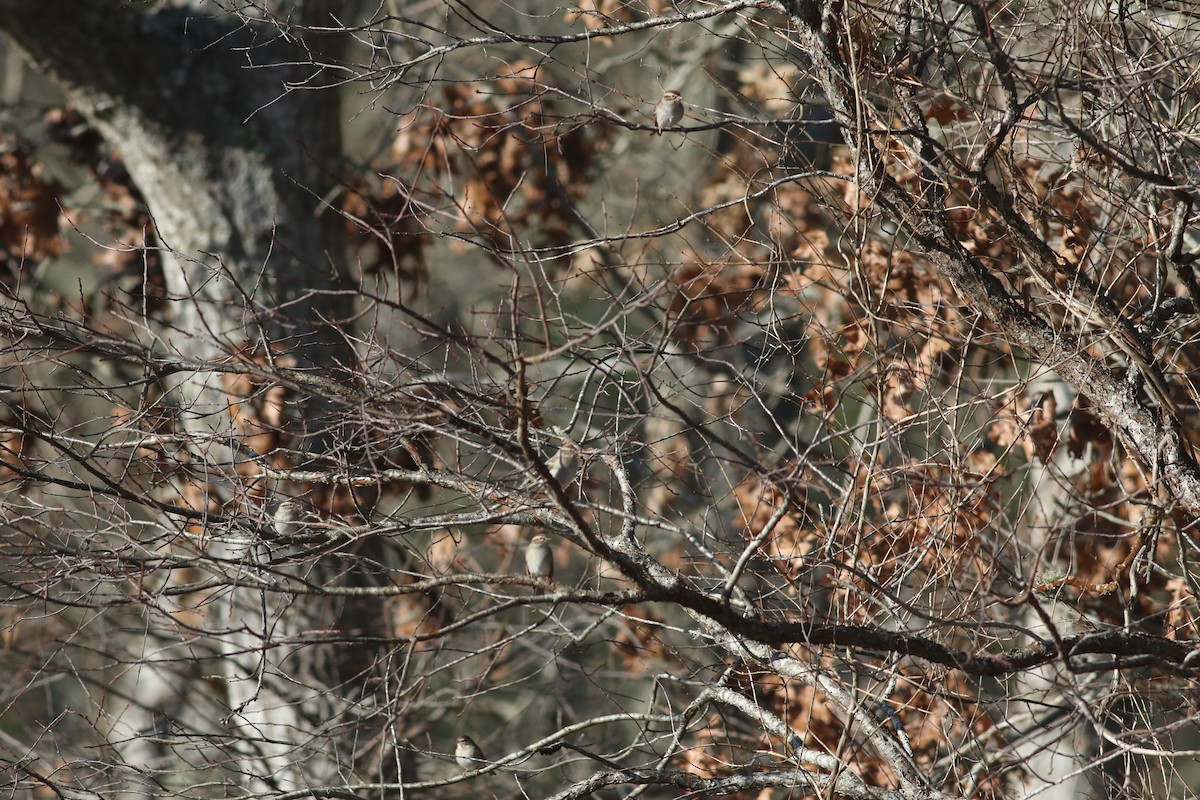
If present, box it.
[3,1,1200,799]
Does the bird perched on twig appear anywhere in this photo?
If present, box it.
[272,498,307,537]
[455,735,486,770]
[654,90,684,135]
[544,437,580,486]
[525,534,554,580]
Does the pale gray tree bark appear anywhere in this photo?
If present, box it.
[1,1,358,793]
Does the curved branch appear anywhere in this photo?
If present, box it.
[773,0,1200,513]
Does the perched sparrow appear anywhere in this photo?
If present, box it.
[653,90,684,135]
[455,735,486,770]
[545,437,580,486]
[272,498,306,537]
[525,534,554,580]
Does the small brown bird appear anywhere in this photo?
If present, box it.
[545,437,580,486]
[525,534,554,580]
[654,90,684,135]
[272,499,305,537]
[455,735,486,770]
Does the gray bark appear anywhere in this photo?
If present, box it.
[1,1,356,793]
[0,0,350,362]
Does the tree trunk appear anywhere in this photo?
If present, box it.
[1,1,355,792]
